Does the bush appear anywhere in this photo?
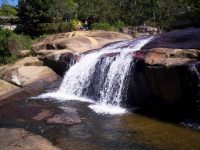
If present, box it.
[58,22,72,32]
[7,34,32,53]
[0,28,13,58]
[91,22,125,31]
[0,28,32,64]
[91,22,115,31]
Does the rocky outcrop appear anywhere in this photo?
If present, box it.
[0,79,21,101]
[126,47,200,112]
[33,31,132,53]
[0,128,60,150]
[36,49,80,76]
[33,31,132,75]
[142,28,200,50]
[120,25,161,38]
[0,57,59,103]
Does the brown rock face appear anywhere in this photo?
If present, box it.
[32,31,132,53]
[0,57,59,103]
[127,47,200,112]
[0,128,60,150]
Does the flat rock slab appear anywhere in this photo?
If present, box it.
[0,128,60,150]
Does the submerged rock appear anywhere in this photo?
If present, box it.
[0,128,60,150]
[32,107,81,125]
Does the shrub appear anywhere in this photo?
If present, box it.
[0,28,13,58]
[91,22,116,31]
[58,22,72,32]
[114,21,125,31]
[0,28,32,64]
[7,34,32,53]
[71,19,79,30]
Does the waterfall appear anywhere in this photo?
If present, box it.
[37,36,154,114]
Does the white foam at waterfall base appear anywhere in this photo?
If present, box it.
[34,36,154,115]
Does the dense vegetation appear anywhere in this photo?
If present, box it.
[0,3,17,16]
[16,0,200,36]
[0,0,200,64]
[0,28,32,64]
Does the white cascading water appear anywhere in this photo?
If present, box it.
[36,36,154,115]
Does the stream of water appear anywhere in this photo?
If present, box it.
[37,36,154,115]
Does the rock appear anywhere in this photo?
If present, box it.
[0,128,60,150]
[0,79,21,101]
[33,30,132,53]
[32,107,81,125]
[0,57,59,102]
[127,47,200,111]
[0,66,59,87]
[36,49,80,76]
[14,56,44,66]
[142,48,199,67]
[120,25,161,38]
[32,109,54,121]
[11,50,31,57]
[142,28,200,50]
[46,113,81,125]
[33,31,131,76]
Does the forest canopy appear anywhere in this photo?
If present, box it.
[1,0,199,36]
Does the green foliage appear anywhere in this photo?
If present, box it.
[91,22,116,31]
[91,21,125,31]
[71,19,79,30]
[184,0,200,25]
[0,28,13,58]
[7,34,32,52]
[1,55,19,64]
[18,0,77,36]
[0,4,17,16]
[0,28,32,64]
[58,22,72,32]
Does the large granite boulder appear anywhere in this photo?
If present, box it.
[126,47,200,113]
[0,128,60,150]
[33,30,132,53]
[0,79,21,102]
[33,31,132,75]
[0,57,59,102]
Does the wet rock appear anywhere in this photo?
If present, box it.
[46,113,81,125]
[32,107,81,125]
[32,109,54,121]
[46,107,81,125]
[36,49,80,76]
[32,31,132,75]
[0,128,60,150]
[127,47,200,111]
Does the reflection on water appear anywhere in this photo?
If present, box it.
[0,98,200,150]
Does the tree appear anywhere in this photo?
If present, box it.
[18,0,77,36]
[0,3,17,16]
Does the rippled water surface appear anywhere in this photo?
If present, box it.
[1,96,200,150]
